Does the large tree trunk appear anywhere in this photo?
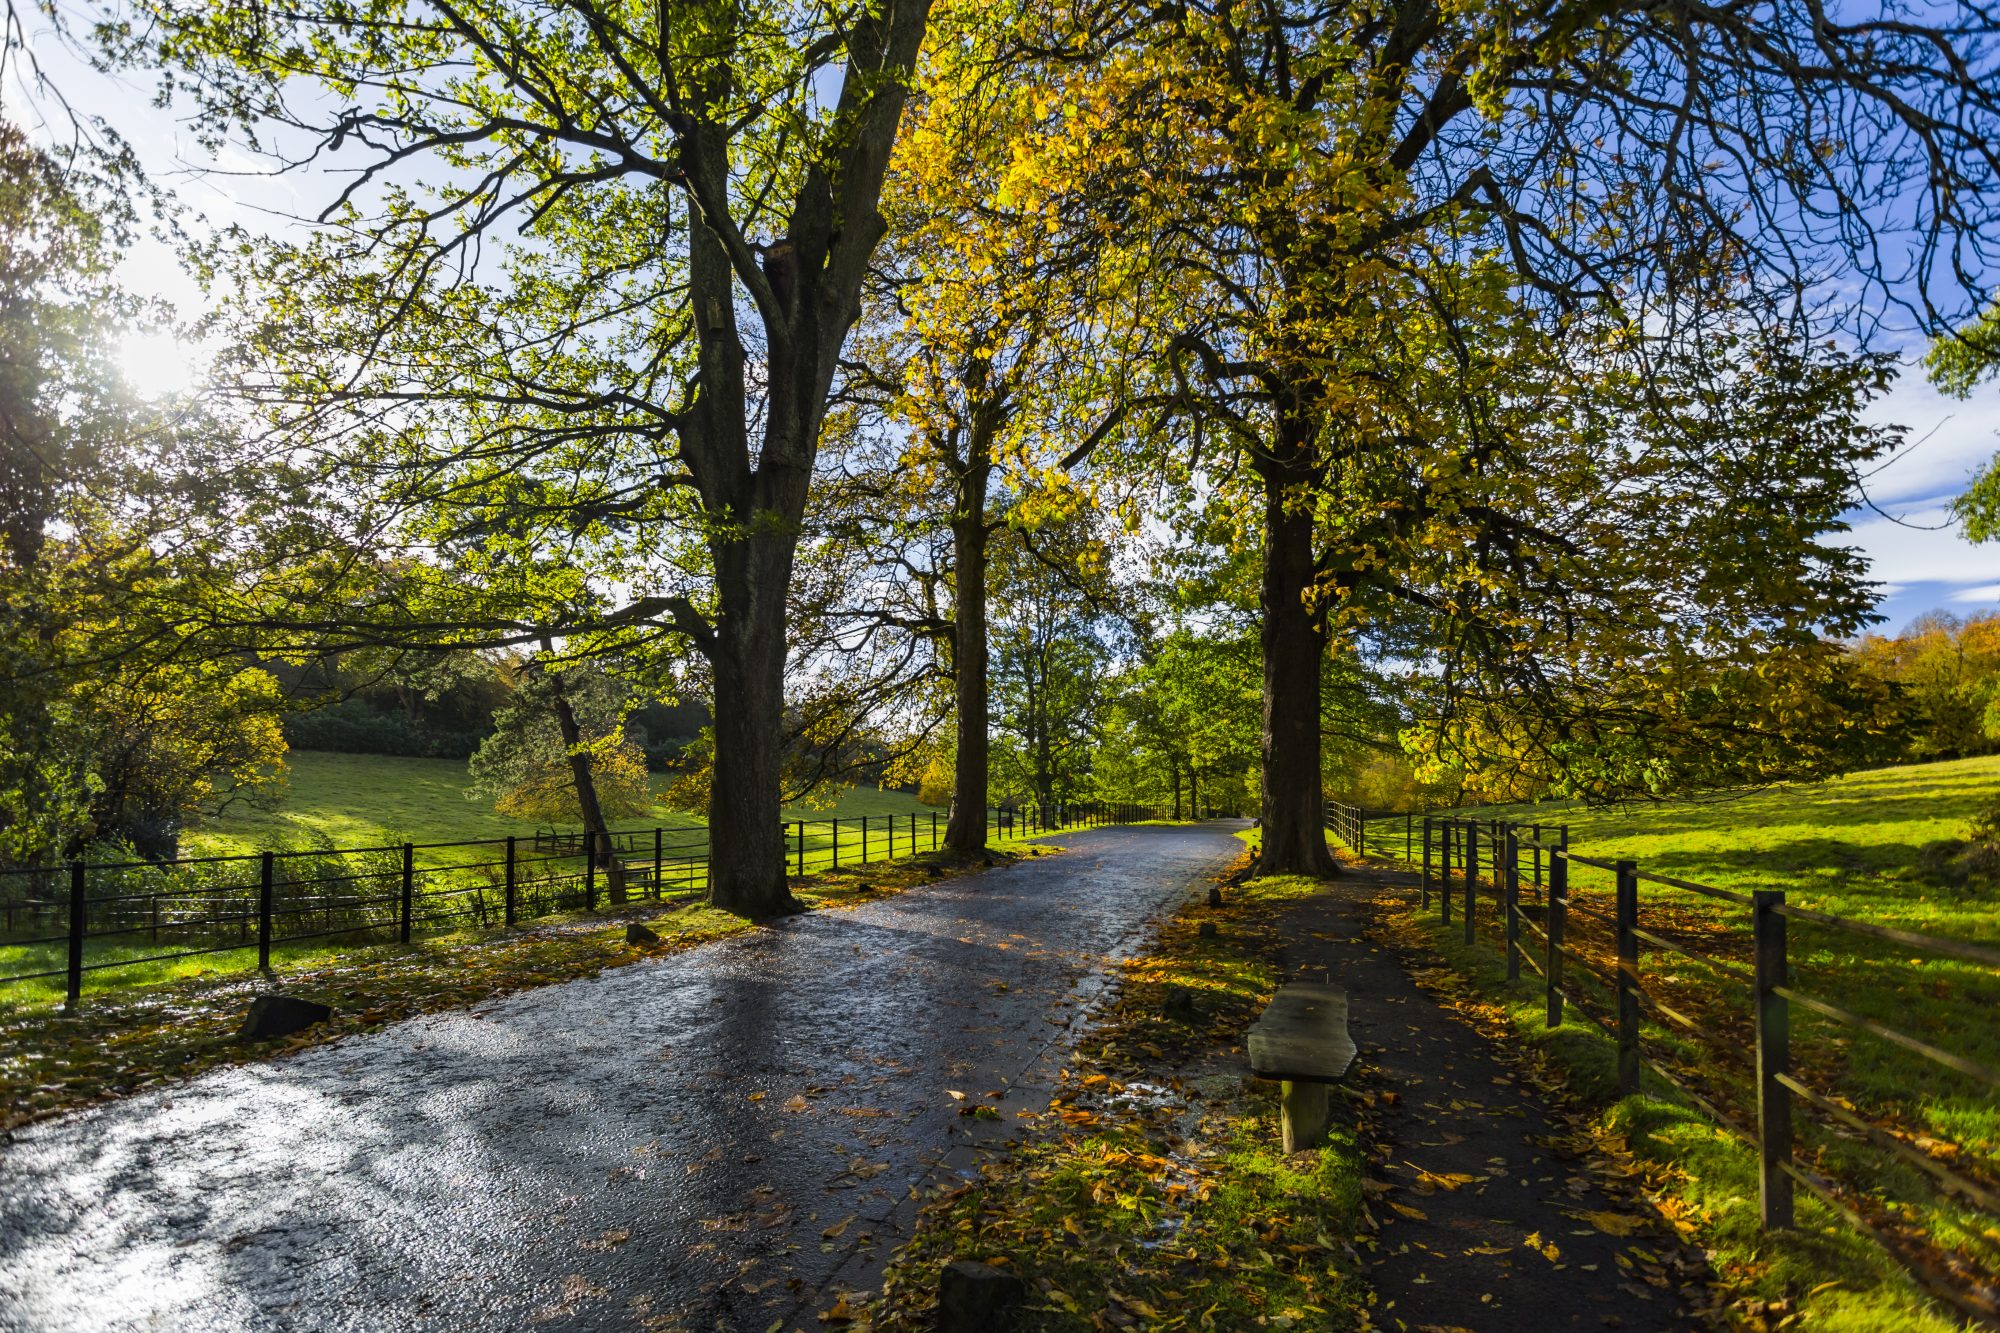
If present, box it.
[677,0,931,917]
[945,445,992,853]
[705,533,801,918]
[1256,470,1338,877]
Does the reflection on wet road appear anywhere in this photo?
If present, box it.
[0,822,1242,1331]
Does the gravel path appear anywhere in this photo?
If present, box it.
[0,822,1244,1333]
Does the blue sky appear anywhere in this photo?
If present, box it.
[1850,375,2000,634]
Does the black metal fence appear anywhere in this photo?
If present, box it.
[1,800,1152,1012]
[1324,801,2000,1325]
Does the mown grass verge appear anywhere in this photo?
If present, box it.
[0,843,1055,1134]
[865,869,1368,1331]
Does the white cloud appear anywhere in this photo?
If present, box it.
[1862,371,2000,508]
[1951,584,2000,604]
[1842,506,1997,586]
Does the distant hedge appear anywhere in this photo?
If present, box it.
[283,698,486,759]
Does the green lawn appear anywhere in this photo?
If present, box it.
[190,750,940,857]
[4,753,1120,1010]
[1345,756,2000,1329]
[1436,753,2000,940]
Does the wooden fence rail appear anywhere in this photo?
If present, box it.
[1324,800,2000,1326]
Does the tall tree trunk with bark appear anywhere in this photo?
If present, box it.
[1256,460,1338,877]
[679,0,931,917]
[705,545,793,914]
[945,433,993,853]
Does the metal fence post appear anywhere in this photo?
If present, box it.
[64,860,85,1013]
[399,843,415,944]
[832,818,840,869]
[861,815,870,863]
[1615,859,1640,1096]
[584,838,597,911]
[1463,821,1477,945]
[931,811,938,851]
[505,836,518,927]
[653,828,663,898]
[258,851,275,976]
[1503,828,1521,981]
[1754,889,1795,1229]
[1546,850,1566,1028]
[795,822,806,877]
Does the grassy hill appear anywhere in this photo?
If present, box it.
[190,750,939,858]
[1450,752,2000,942]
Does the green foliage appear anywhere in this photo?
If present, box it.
[1930,297,2000,543]
[1927,294,2000,400]
[65,659,289,858]
[988,515,1120,805]
[1850,611,2000,761]
[468,665,654,825]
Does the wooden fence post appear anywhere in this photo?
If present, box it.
[1546,849,1566,1028]
[653,828,663,898]
[258,851,275,976]
[1421,817,1432,908]
[1463,821,1477,945]
[584,838,597,911]
[399,843,415,944]
[1754,889,1795,1229]
[65,860,85,1013]
[1440,822,1453,925]
[1615,859,1640,1096]
[832,818,840,869]
[1504,828,1521,981]
[931,811,939,850]
[505,836,518,927]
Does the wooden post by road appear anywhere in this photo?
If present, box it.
[1754,889,1795,1228]
[1615,859,1640,1096]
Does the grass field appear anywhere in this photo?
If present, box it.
[1343,755,2000,1329]
[188,750,940,857]
[2,752,1117,1010]
[1442,753,2000,940]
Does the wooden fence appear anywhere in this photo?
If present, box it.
[1325,801,2000,1326]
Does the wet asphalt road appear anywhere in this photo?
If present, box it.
[0,822,1241,1333]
